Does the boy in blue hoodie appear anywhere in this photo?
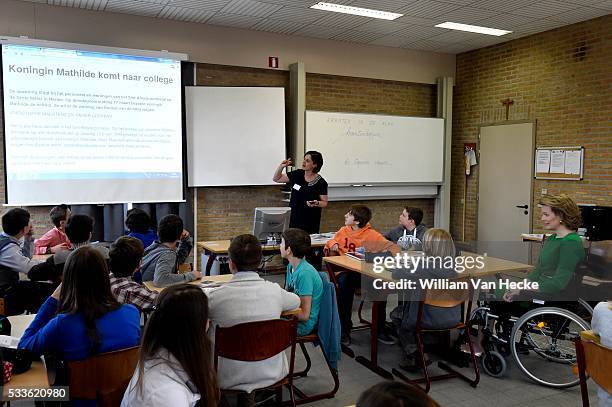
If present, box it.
[125,208,158,249]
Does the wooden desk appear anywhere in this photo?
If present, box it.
[4,315,50,398]
[198,237,330,276]
[144,274,233,293]
[32,254,52,262]
[580,330,600,343]
[144,276,300,317]
[323,253,533,379]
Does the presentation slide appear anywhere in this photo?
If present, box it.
[1,43,184,205]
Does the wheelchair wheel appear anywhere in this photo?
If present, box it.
[481,351,507,377]
[510,307,590,388]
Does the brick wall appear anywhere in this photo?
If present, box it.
[451,15,612,240]
[306,72,438,233]
[195,66,438,242]
[194,64,290,242]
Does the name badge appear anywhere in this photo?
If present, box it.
[292,184,301,191]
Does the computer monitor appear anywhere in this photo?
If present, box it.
[253,207,291,243]
[579,205,612,241]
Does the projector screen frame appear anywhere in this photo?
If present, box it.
[0,37,189,206]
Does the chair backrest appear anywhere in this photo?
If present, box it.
[214,318,297,364]
[67,346,140,401]
[578,338,612,392]
[423,286,471,308]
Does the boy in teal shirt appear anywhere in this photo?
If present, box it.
[281,228,323,336]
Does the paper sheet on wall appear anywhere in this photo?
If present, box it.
[564,150,581,175]
[536,150,551,173]
[550,150,565,173]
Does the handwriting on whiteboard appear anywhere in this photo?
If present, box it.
[344,159,393,167]
[344,128,382,140]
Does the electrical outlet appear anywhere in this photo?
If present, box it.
[541,188,547,195]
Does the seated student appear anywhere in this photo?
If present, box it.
[140,214,200,287]
[109,236,158,311]
[206,234,300,394]
[34,204,71,255]
[125,208,158,250]
[391,228,462,372]
[356,380,440,407]
[591,301,612,407]
[280,228,323,336]
[324,205,399,345]
[121,285,218,407]
[0,208,43,314]
[502,194,585,301]
[385,207,428,251]
[28,214,108,283]
[18,246,140,362]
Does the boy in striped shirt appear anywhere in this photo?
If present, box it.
[109,236,157,311]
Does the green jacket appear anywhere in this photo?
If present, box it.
[528,232,585,293]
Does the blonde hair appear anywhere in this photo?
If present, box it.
[422,228,456,258]
[538,194,582,231]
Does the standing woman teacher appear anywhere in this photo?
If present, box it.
[273,151,328,233]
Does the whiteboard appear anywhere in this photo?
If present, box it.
[305,111,444,184]
[186,87,285,186]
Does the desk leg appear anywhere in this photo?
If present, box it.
[205,252,216,277]
[355,300,393,380]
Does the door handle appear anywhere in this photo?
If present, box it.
[516,205,528,209]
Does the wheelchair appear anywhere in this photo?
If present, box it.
[469,297,592,388]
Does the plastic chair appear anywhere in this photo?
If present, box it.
[66,346,139,405]
[214,318,298,407]
[392,285,480,393]
[575,330,612,407]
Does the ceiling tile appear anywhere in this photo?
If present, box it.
[427,28,485,43]
[220,0,282,17]
[351,19,410,34]
[312,12,372,29]
[157,5,215,21]
[548,6,610,24]
[207,12,263,28]
[437,0,477,4]
[251,18,308,34]
[591,0,612,11]
[166,0,228,11]
[474,0,538,13]
[475,13,537,30]
[48,0,108,9]
[393,24,448,39]
[436,6,500,24]
[393,14,440,25]
[368,32,414,46]
[266,6,328,23]
[506,17,567,38]
[348,0,414,12]
[397,0,462,19]
[331,29,386,43]
[436,42,479,53]
[556,0,609,5]
[401,38,448,50]
[105,0,165,16]
[511,0,580,18]
[292,24,348,39]
[262,0,319,5]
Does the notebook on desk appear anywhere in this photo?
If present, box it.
[345,252,365,261]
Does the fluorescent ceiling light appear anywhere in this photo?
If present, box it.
[310,2,403,20]
[435,22,511,36]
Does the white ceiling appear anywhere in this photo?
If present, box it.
[20,0,612,53]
